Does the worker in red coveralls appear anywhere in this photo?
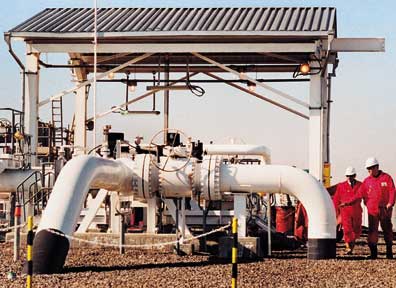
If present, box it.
[294,201,308,245]
[333,167,362,255]
[342,157,395,259]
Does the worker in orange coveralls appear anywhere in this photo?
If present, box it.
[333,167,362,255]
[342,157,395,259]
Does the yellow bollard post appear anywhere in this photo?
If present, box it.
[231,217,238,288]
[26,216,33,288]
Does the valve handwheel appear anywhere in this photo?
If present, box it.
[148,128,192,172]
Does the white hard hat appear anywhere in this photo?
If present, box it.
[345,166,356,176]
[365,157,379,169]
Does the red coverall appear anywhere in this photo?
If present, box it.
[358,171,395,244]
[294,202,308,243]
[333,180,362,243]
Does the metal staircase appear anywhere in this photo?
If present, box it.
[51,97,64,147]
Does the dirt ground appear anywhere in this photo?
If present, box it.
[1,236,396,288]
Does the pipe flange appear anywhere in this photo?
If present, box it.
[200,155,222,201]
[132,154,155,199]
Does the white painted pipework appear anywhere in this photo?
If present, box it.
[220,164,336,239]
[0,170,39,192]
[204,144,271,164]
[0,160,6,174]
[37,155,133,236]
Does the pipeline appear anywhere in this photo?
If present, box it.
[204,144,271,164]
[32,155,133,274]
[31,154,336,274]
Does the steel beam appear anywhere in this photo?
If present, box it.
[205,72,308,120]
[88,72,198,121]
[29,43,317,54]
[193,52,309,108]
[38,53,154,107]
[330,38,385,52]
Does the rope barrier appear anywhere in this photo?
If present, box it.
[44,223,231,249]
[0,223,27,232]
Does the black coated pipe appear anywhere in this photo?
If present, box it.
[97,78,309,83]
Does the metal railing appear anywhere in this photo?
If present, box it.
[16,170,55,221]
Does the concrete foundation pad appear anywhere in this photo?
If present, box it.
[218,236,263,259]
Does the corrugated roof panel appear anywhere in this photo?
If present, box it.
[9,7,336,35]
[13,9,53,32]
[57,8,88,32]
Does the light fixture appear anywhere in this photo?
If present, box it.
[128,80,137,92]
[247,81,256,92]
[299,63,311,75]
[107,72,115,80]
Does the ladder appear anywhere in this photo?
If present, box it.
[51,98,64,147]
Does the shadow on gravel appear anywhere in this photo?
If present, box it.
[62,258,260,273]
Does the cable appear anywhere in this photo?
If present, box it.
[186,57,205,97]
[87,144,102,155]
[293,55,323,78]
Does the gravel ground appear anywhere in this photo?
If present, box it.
[1,236,396,288]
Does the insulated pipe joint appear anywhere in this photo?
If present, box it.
[159,158,194,198]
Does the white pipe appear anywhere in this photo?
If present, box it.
[204,144,271,164]
[0,160,6,174]
[0,170,39,192]
[37,156,133,235]
[220,164,336,239]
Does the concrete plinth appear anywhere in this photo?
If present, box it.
[218,236,263,259]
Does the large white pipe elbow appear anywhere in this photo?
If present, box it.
[38,155,133,234]
[220,164,336,259]
[33,155,134,274]
[204,144,271,164]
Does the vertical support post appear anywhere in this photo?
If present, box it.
[181,197,186,242]
[26,216,33,288]
[110,192,120,234]
[267,194,272,256]
[175,198,180,255]
[25,49,40,166]
[73,84,88,155]
[231,217,238,288]
[163,55,170,143]
[309,53,324,181]
[119,214,125,254]
[146,197,157,233]
[233,194,246,237]
[13,203,21,262]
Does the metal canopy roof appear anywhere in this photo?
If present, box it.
[9,7,336,40]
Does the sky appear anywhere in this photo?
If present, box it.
[0,0,395,184]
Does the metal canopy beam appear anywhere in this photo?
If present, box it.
[29,43,317,54]
[330,38,385,52]
[205,72,308,120]
[88,72,198,121]
[38,53,153,107]
[193,52,309,108]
